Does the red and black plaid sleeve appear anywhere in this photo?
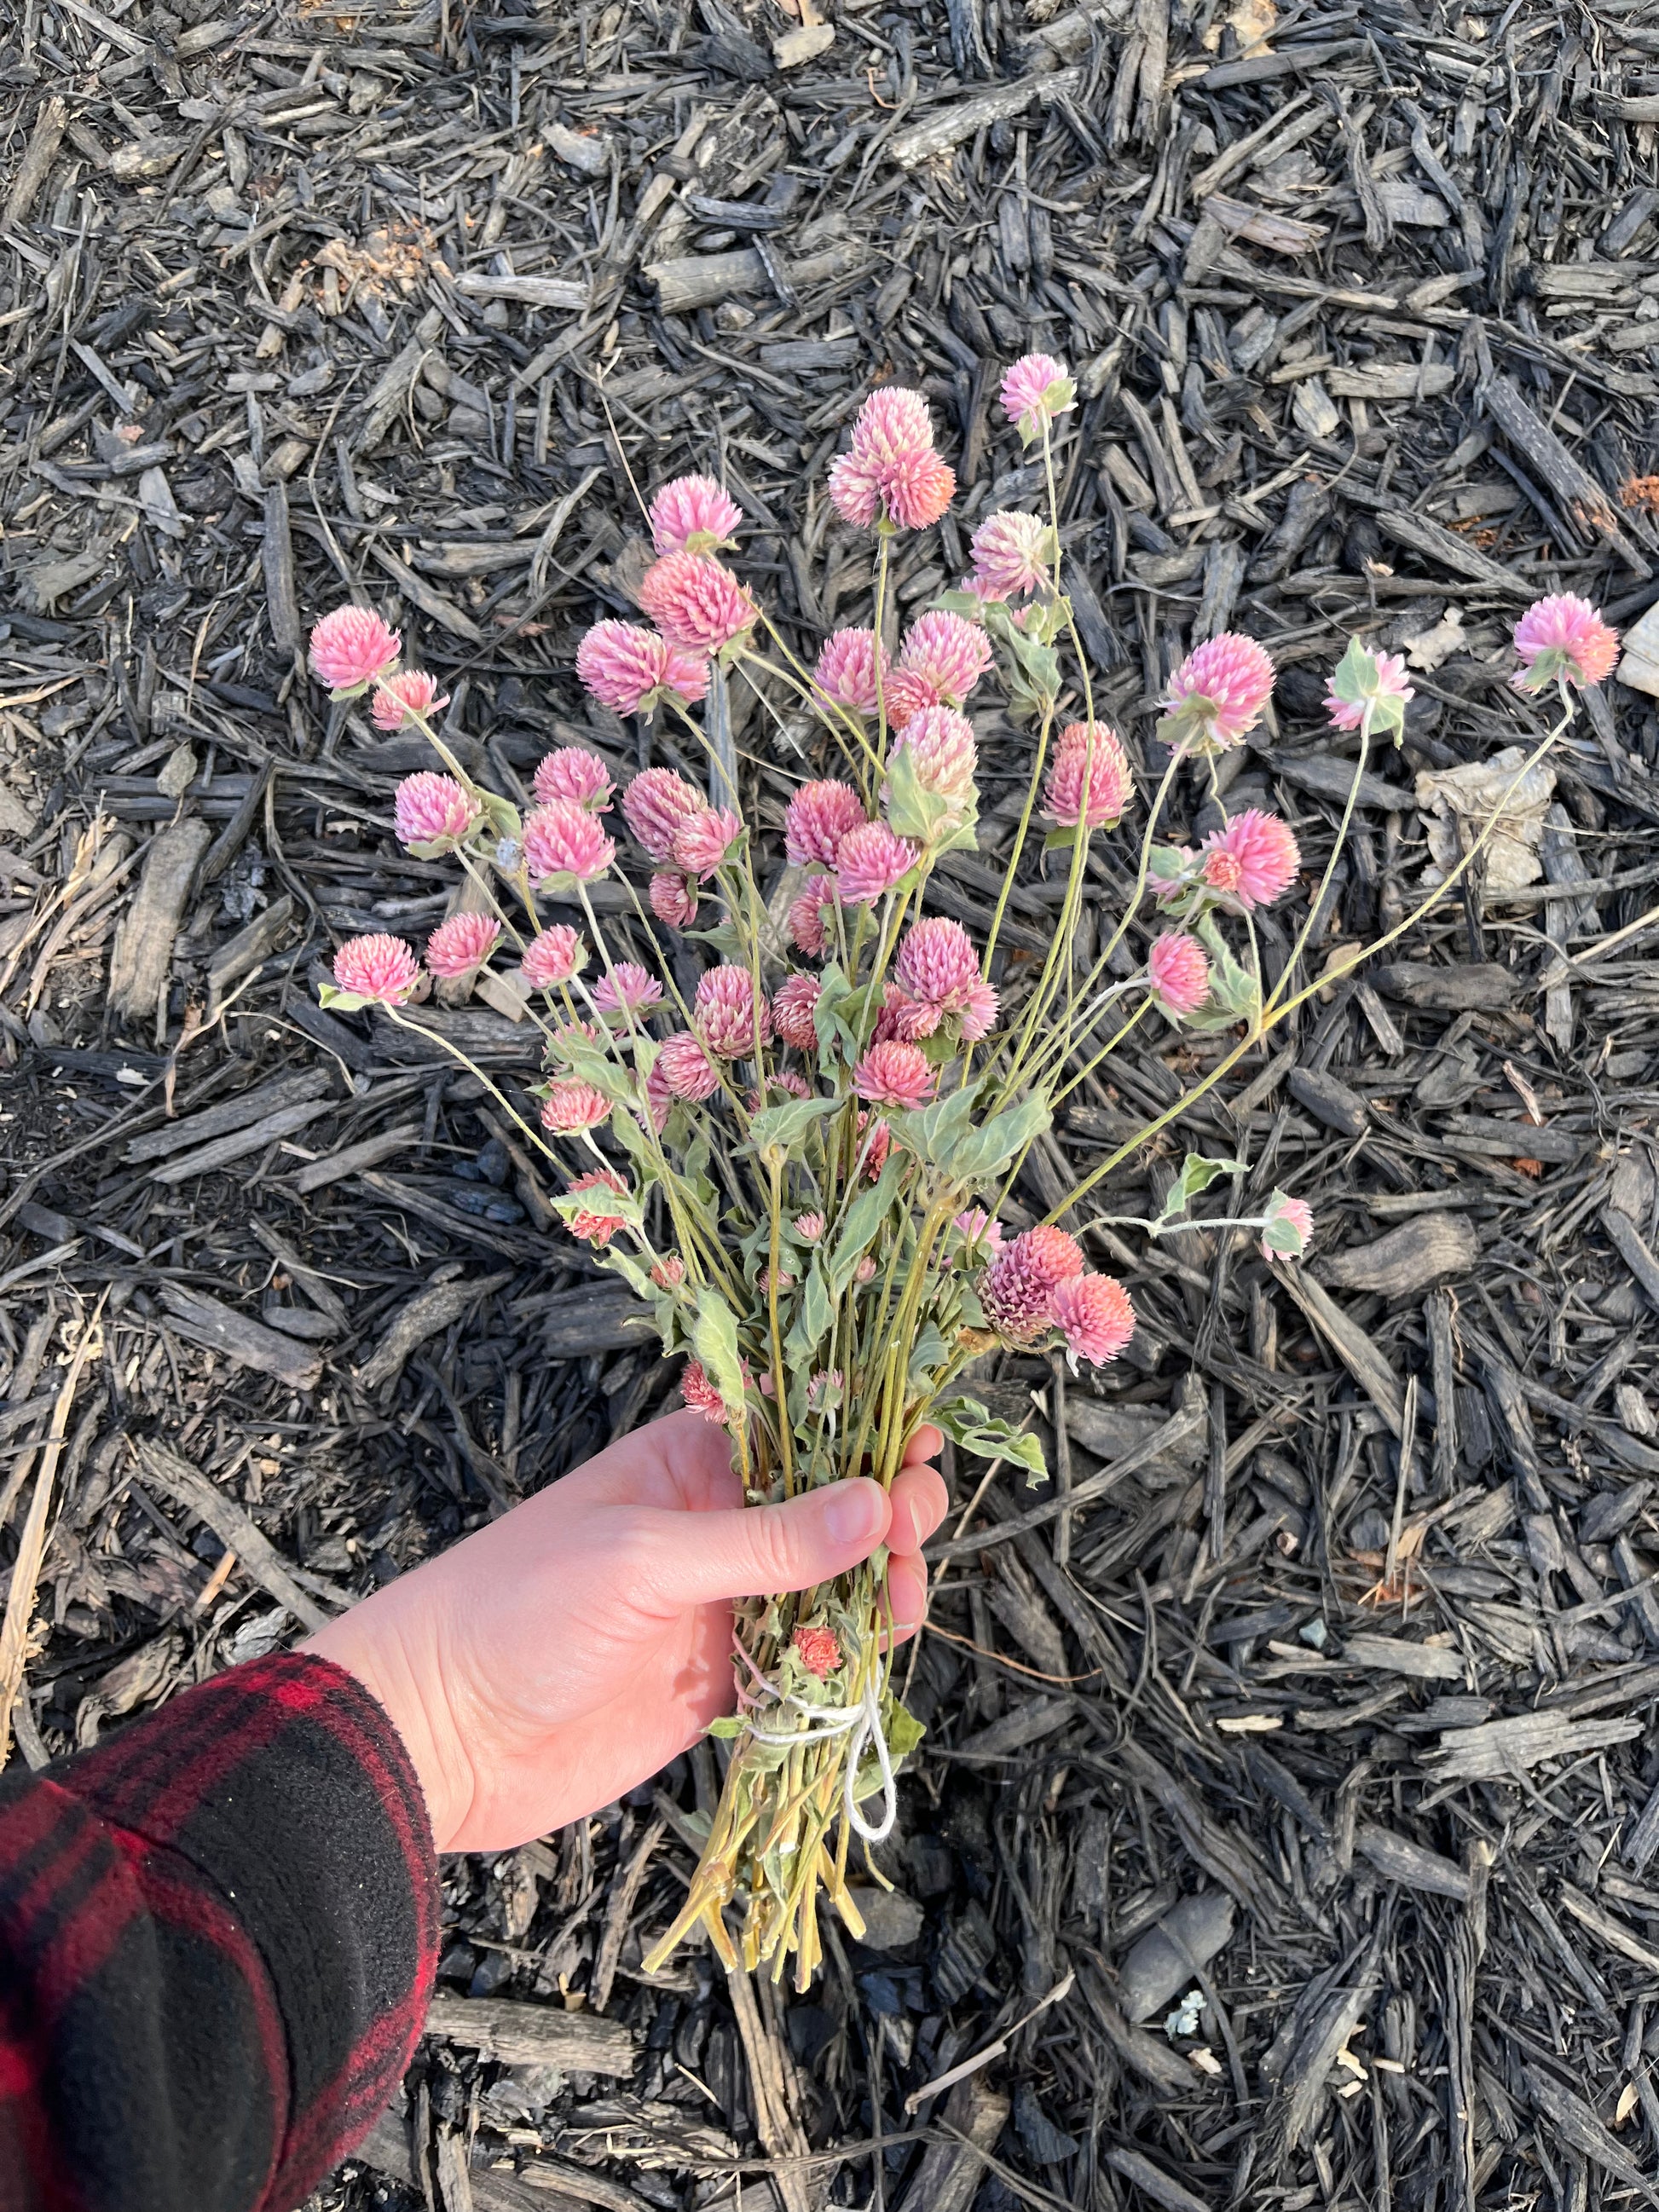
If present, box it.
[0,1650,439,2212]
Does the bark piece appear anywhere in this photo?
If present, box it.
[356,1270,513,1389]
[157,1285,324,1393]
[106,817,211,1026]
[1317,1213,1479,1294]
[897,2077,1010,2212]
[125,1069,332,1162]
[136,1439,343,1632]
[423,1994,637,2075]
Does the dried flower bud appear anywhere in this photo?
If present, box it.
[373,669,448,732]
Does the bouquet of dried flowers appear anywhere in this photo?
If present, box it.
[306,349,1618,1984]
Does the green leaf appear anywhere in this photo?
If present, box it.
[907,1322,951,1385]
[903,1077,984,1169]
[705,1715,745,1739]
[747,1094,839,1162]
[883,1695,926,1763]
[1327,633,1378,708]
[828,1152,905,1293]
[883,739,955,844]
[931,1394,992,1443]
[783,1257,835,1366]
[951,1090,1051,1181]
[691,1287,747,1418]
[1159,1151,1247,1221]
[940,1412,1048,1481]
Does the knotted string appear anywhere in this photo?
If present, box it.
[732,1648,899,1844]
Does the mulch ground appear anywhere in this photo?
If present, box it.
[6,1,1659,2207]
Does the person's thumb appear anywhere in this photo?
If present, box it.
[642,1478,891,1607]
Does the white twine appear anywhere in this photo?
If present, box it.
[739,1671,898,1845]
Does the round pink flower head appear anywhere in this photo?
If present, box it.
[523,798,615,887]
[394,771,478,853]
[680,1360,729,1424]
[882,447,957,531]
[828,388,951,532]
[636,552,756,656]
[826,449,883,530]
[623,766,708,864]
[968,511,1053,601]
[671,805,742,880]
[980,1225,1085,1342]
[566,1167,628,1248]
[651,1255,685,1288]
[522,924,584,989]
[791,1624,842,1680]
[535,746,614,811]
[1325,649,1413,733]
[540,1080,611,1135]
[1044,722,1132,832]
[656,1030,721,1102]
[812,628,891,717]
[1051,1273,1136,1366]
[373,669,448,733]
[1147,932,1211,1019]
[592,962,663,1017]
[885,668,941,729]
[1261,1190,1315,1264]
[835,821,918,906]
[794,1211,825,1242]
[576,621,709,716]
[1161,632,1275,750]
[1201,810,1300,910]
[1000,351,1077,442]
[891,705,978,805]
[425,913,501,979]
[772,973,822,1052]
[854,1038,935,1110]
[852,386,934,465]
[649,870,698,930]
[332,933,421,1006]
[309,604,400,695]
[858,1114,892,1180]
[766,1070,812,1103]
[899,609,994,706]
[895,916,981,1013]
[788,879,836,957]
[649,473,743,557]
[875,984,936,1045]
[785,779,867,869]
[1512,593,1621,693]
[953,1207,1005,1260]
[695,964,772,1058]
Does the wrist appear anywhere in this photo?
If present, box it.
[303,1614,472,1852]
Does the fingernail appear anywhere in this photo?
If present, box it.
[825,1479,883,1545]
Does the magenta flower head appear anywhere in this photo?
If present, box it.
[671,805,742,880]
[1051,1273,1135,1366]
[1160,632,1275,751]
[592,961,663,1017]
[953,1207,1005,1261]
[788,879,836,957]
[1000,352,1077,444]
[522,924,584,989]
[425,913,500,979]
[534,746,615,811]
[968,511,1054,601]
[1325,647,1413,733]
[649,870,698,930]
[656,1030,721,1102]
[1512,594,1620,693]
[1043,721,1132,832]
[637,553,757,656]
[329,933,422,1008]
[540,1081,612,1135]
[309,604,400,696]
[523,799,615,887]
[772,973,822,1051]
[649,473,743,557]
[785,779,867,869]
[812,627,891,716]
[623,768,708,863]
[695,965,772,1058]
[1201,810,1300,910]
[835,822,918,906]
[1261,1190,1315,1264]
[854,1038,935,1110]
[1147,932,1211,1019]
[899,609,994,706]
[576,621,708,716]
[890,706,979,805]
[394,771,479,856]
[565,1167,629,1248]
[895,916,980,1012]
[980,1225,1085,1342]
[373,669,448,732]
[680,1360,731,1425]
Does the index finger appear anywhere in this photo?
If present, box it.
[901,1424,943,1468]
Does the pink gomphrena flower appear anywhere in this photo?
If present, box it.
[853,1039,935,1110]
[812,627,891,716]
[534,746,615,812]
[671,805,742,880]
[425,913,501,979]
[565,1167,628,1247]
[394,771,479,852]
[522,798,616,887]
[953,1207,1005,1259]
[1051,1273,1136,1366]
[772,973,822,1052]
[650,1254,685,1288]
[787,880,836,958]
[637,552,757,656]
[1043,723,1132,833]
[882,447,957,532]
[694,965,772,1058]
[1161,632,1275,750]
[854,1256,879,1285]
[1512,593,1621,692]
[649,473,743,557]
[999,350,1077,442]
[372,669,448,732]
[540,1081,612,1135]
[1325,650,1413,733]
[884,668,941,730]
[806,1366,844,1412]
[890,705,979,806]
[656,1031,721,1102]
[681,1360,729,1424]
[1147,932,1211,1019]
[592,962,664,1017]
[623,766,708,864]
[521,924,584,990]
[980,1225,1086,1342]
[855,1112,892,1180]
[766,1069,812,1102]
[332,933,421,1006]
[968,511,1053,601]
[1201,810,1301,910]
[649,870,698,930]
[1261,1191,1315,1264]
[835,822,918,906]
[853,385,934,463]
[899,609,995,706]
[785,779,867,869]
[825,451,884,531]
[791,1624,842,1680]
[827,387,954,532]
[875,983,937,1044]
[576,621,710,717]
[895,916,981,1014]
[794,1211,825,1242]
[309,605,400,695]
[645,1061,675,1133]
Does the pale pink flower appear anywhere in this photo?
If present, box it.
[577,621,709,715]
[523,799,615,886]
[852,386,934,463]
[953,1207,1004,1258]
[373,669,448,732]
[534,746,615,811]
[332,933,421,1006]
[680,1360,728,1424]
[812,628,890,715]
[650,871,698,929]
[1162,632,1275,749]
[959,981,998,1042]
[968,511,1051,601]
[656,1030,721,1102]
[1261,1191,1315,1264]
[999,351,1076,440]
[785,780,867,869]
[766,1069,812,1102]
[592,962,663,1016]
[649,473,743,557]
[1051,1273,1135,1366]
[827,388,953,532]
[1325,650,1413,732]
[772,973,822,1051]
[854,1256,878,1285]
[884,669,941,729]
[1201,811,1300,909]
[791,1625,842,1679]
[651,1255,685,1288]
[891,705,978,806]
[854,1039,934,1108]
[540,1081,611,1134]
[826,450,884,530]
[309,605,400,694]
[1044,723,1132,831]
[899,609,994,705]
[637,553,757,655]
[1147,932,1211,1018]
[895,917,981,1012]
[521,925,583,989]
[980,1226,1085,1342]
[695,965,771,1057]
[787,880,836,957]
[645,1063,675,1132]
[858,1114,891,1178]
[671,806,742,879]
[874,983,936,1045]
[623,766,707,863]
[566,1167,628,1247]
[794,1211,825,1242]
[425,913,500,979]
[1512,593,1620,692]
[882,447,956,531]
[835,822,917,905]
[394,771,478,852]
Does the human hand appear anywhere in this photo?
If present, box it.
[303,1411,947,1853]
